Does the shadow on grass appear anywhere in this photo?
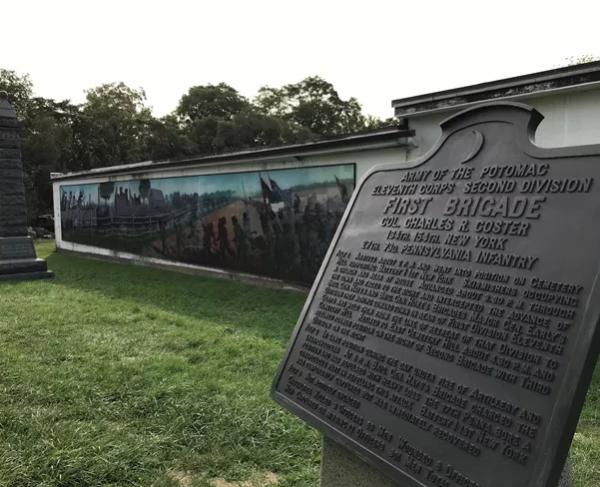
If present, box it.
[45,250,307,343]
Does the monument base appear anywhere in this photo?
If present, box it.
[320,436,572,487]
[320,437,399,487]
[0,236,53,281]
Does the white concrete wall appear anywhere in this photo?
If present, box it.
[52,144,409,279]
[532,87,600,147]
[404,85,600,160]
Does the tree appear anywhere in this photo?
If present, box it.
[255,76,368,137]
[76,82,153,169]
[146,114,196,161]
[21,101,77,218]
[175,82,316,155]
[176,83,250,123]
[228,109,313,147]
[565,54,600,66]
[22,97,79,171]
[184,107,314,155]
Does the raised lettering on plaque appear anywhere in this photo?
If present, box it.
[272,103,600,487]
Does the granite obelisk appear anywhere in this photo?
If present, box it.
[0,93,52,280]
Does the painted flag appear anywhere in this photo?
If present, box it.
[260,176,272,204]
[269,177,293,207]
[269,177,283,203]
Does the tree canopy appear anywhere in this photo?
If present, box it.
[77,82,154,168]
[565,54,600,66]
[176,83,250,122]
[255,76,368,137]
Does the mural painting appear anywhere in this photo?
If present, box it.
[60,164,355,284]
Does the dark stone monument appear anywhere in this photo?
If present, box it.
[273,102,598,487]
[0,94,52,281]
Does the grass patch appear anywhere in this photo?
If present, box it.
[574,365,600,486]
[0,241,318,486]
[0,241,596,486]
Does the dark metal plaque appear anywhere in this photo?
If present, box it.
[272,103,600,487]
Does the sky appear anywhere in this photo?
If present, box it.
[4,0,600,120]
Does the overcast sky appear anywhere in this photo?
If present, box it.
[4,0,600,120]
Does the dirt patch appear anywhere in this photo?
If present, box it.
[168,469,195,487]
[210,471,278,487]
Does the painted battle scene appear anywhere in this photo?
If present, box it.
[60,164,355,284]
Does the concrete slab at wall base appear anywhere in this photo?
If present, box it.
[56,248,309,293]
[320,436,573,487]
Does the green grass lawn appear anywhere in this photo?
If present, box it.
[0,241,597,486]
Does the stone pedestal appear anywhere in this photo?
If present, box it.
[320,436,572,487]
[320,437,399,487]
[0,95,52,281]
